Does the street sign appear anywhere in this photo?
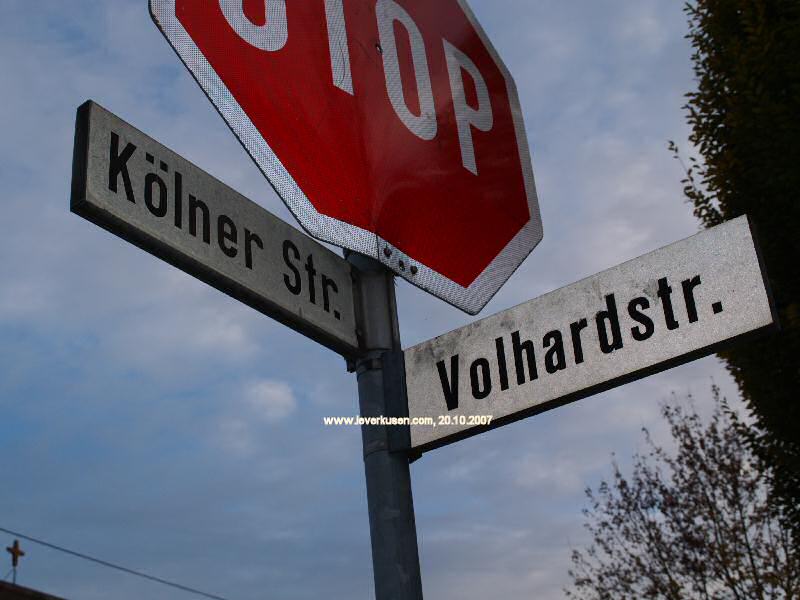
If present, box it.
[71,101,360,357]
[149,0,542,315]
[405,216,777,452]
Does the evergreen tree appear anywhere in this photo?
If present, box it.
[671,0,800,530]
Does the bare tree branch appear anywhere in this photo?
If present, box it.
[566,390,799,599]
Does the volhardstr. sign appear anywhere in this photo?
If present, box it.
[405,216,777,452]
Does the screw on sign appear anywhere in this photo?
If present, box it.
[150,0,542,314]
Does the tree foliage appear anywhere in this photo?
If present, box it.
[567,391,799,599]
[671,0,800,530]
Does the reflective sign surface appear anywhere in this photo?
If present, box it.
[405,217,777,451]
[72,101,360,356]
[151,0,542,314]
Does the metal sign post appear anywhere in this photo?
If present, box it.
[347,252,423,600]
[72,100,422,599]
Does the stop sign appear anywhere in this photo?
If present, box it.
[150,0,542,314]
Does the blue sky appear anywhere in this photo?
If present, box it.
[0,1,742,598]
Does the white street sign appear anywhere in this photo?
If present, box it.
[71,101,360,357]
[405,216,777,451]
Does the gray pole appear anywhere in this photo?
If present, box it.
[347,252,423,600]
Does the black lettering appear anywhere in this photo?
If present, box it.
[628,297,655,341]
[217,214,238,258]
[144,173,168,218]
[469,358,492,400]
[512,331,538,384]
[570,319,588,365]
[495,337,509,391]
[188,195,210,244]
[322,275,339,316]
[436,355,460,411]
[283,240,302,295]
[108,132,136,203]
[543,330,567,374]
[681,275,702,323]
[244,229,263,270]
[658,277,680,330]
[596,294,623,354]
[305,254,317,305]
[174,171,183,229]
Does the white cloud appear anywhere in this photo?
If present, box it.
[216,417,255,456]
[214,380,297,456]
[512,452,605,494]
[618,2,671,55]
[244,379,297,423]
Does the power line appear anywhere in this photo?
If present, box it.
[0,526,234,600]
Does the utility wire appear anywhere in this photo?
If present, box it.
[0,526,234,600]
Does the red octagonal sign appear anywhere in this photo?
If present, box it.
[150,0,542,314]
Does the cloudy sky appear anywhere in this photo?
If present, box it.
[0,1,744,599]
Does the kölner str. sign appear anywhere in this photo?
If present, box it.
[67,2,780,600]
[72,101,359,357]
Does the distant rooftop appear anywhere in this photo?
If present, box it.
[0,581,67,600]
